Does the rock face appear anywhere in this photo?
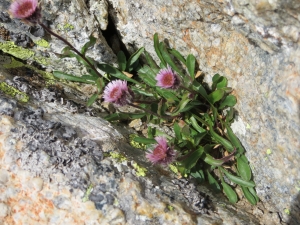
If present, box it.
[107,0,300,223]
[0,0,300,224]
[0,69,262,224]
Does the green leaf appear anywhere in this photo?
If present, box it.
[180,147,204,170]
[202,153,226,166]
[97,63,139,84]
[87,93,99,107]
[138,66,157,87]
[225,123,245,154]
[171,98,191,116]
[173,122,181,140]
[222,182,238,204]
[193,132,207,146]
[209,125,235,153]
[220,167,255,188]
[117,51,127,71]
[216,77,228,89]
[248,187,259,203]
[206,170,221,191]
[190,116,206,133]
[144,50,160,72]
[127,47,144,71]
[81,35,96,55]
[191,169,205,183]
[208,89,225,104]
[241,186,257,205]
[192,81,209,101]
[212,74,221,84]
[53,71,95,84]
[153,33,166,67]
[131,86,154,97]
[186,54,196,79]
[156,88,179,102]
[169,49,186,65]
[133,137,157,145]
[237,157,252,181]
[95,77,104,93]
[159,42,185,77]
[219,95,237,109]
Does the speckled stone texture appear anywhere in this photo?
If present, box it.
[0,0,115,76]
[0,0,300,224]
[107,0,300,224]
[0,69,262,225]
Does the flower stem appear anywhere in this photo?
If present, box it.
[39,22,102,78]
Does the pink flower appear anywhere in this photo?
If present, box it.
[103,80,134,106]
[146,136,176,165]
[9,0,41,24]
[155,66,180,89]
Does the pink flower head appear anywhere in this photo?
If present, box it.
[9,0,41,24]
[155,65,180,89]
[103,80,134,106]
[146,136,176,166]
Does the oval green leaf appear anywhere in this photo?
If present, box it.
[220,167,255,187]
[186,54,196,79]
[237,157,252,181]
[219,95,237,109]
[241,186,257,205]
[117,51,127,71]
[222,182,238,204]
[208,89,225,104]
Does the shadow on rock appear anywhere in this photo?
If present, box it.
[287,191,300,225]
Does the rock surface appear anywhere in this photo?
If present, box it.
[107,0,300,223]
[0,69,262,224]
[0,0,300,224]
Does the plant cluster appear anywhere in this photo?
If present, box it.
[8,0,259,205]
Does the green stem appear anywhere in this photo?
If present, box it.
[39,23,102,79]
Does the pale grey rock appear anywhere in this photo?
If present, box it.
[0,0,116,76]
[0,0,300,224]
[107,0,300,224]
[0,68,262,224]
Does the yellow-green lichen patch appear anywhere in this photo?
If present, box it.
[129,134,147,150]
[132,162,147,177]
[82,184,93,202]
[64,23,74,30]
[33,56,50,66]
[167,205,174,211]
[34,39,49,48]
[25,64,55,81]
[0,82,29,103]
[0,41,34,60]
[3,57,24,68]
[109,152,127,162]
[284,208,290,215]
[169,164,179,174]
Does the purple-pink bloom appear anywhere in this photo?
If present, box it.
[103,80,134,106]
[146,136,176,165]
[155,66,180,89]
[9,0,41,24]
